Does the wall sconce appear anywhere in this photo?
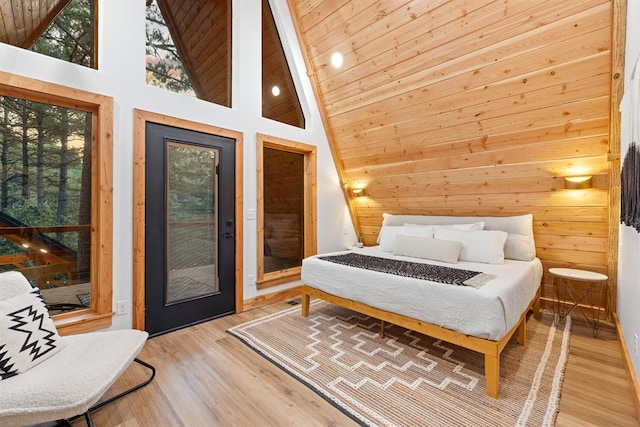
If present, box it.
[564,176,592,189]
[352,188,366,197]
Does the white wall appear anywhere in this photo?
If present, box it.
[0,0,356,329]
[618,0,640,385]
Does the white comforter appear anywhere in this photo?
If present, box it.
[301,247,542,340]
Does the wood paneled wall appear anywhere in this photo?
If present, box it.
[288,0,617,313]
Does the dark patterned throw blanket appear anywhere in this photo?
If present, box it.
[317,252,496,288]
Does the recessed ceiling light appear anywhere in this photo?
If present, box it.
[271,85,281,96]
[331,52,344,68]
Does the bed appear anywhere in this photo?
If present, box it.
[300,213,542,398]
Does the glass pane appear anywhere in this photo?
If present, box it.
[146,0,232,108]
[262,0,305,128]
[29,0,97,68]
[0,95,92,314]
[166,142,218,304]
[263,148,304,273]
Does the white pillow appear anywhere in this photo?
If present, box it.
[404,222,485,231]
[433,222,485,231]
[378,225,433,252]
[483,214,535,261]
[434,229,508,264]
[0,288,66,380]
[381,213,536,261]
[393,235,463,264]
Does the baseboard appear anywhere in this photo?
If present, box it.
[614,313,640,422]
[243,285,301,311]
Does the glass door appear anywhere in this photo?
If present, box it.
[145,122,235,336]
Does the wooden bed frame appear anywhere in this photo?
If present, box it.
[300,284,541,399]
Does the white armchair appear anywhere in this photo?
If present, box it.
[0,271,155,427]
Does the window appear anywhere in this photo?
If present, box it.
[0,0,97,68]
[0,72,113,334]
[262,0,305,128]
[145,0,195,98]
[30,0,97,68]
[146,0,232,107]
[256,134,315,289]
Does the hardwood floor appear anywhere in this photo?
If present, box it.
[80,301,639,427]
[556,319,639,427]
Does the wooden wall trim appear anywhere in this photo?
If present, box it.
[132,109,244,330]
[132,110,146,330]
[614,313,640,421]
[0,71,114,335]
[608,0,627,317]
[284,0,360,235]
[92,88,114,333]
[255,133,316,290]
[243,285,301,311]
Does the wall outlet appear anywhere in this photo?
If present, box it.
[248,274,256,287]
[634,333,639,356]
[116,300,127,316]
[246,209,256,220]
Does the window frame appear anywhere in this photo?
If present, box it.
[256,133,316,289]
[0,71,114,335]
[261,0,305,128]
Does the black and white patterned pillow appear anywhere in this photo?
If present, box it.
[0,288,65,380]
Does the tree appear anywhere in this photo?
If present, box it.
[0,98,12,210]
[145,0,194,94]
[19,103,30,200]
[77,112,92,281]
[30,0,95,68]
[56,108,69,226]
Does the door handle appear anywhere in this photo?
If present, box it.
[223,232,235,239]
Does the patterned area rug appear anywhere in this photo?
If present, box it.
[228,300,571,427]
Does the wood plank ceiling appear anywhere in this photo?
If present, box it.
[0,0,69,48]
[287,0,615,311]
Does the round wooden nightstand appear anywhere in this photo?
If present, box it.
[549,268,608,337]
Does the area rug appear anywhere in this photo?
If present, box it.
[228,300,571,427]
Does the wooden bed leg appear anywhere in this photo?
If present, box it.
[517,317,527,346]
[301,292,310,317]
[485,354,500,399]
[533,294,541,317]
[380,320,385,338]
